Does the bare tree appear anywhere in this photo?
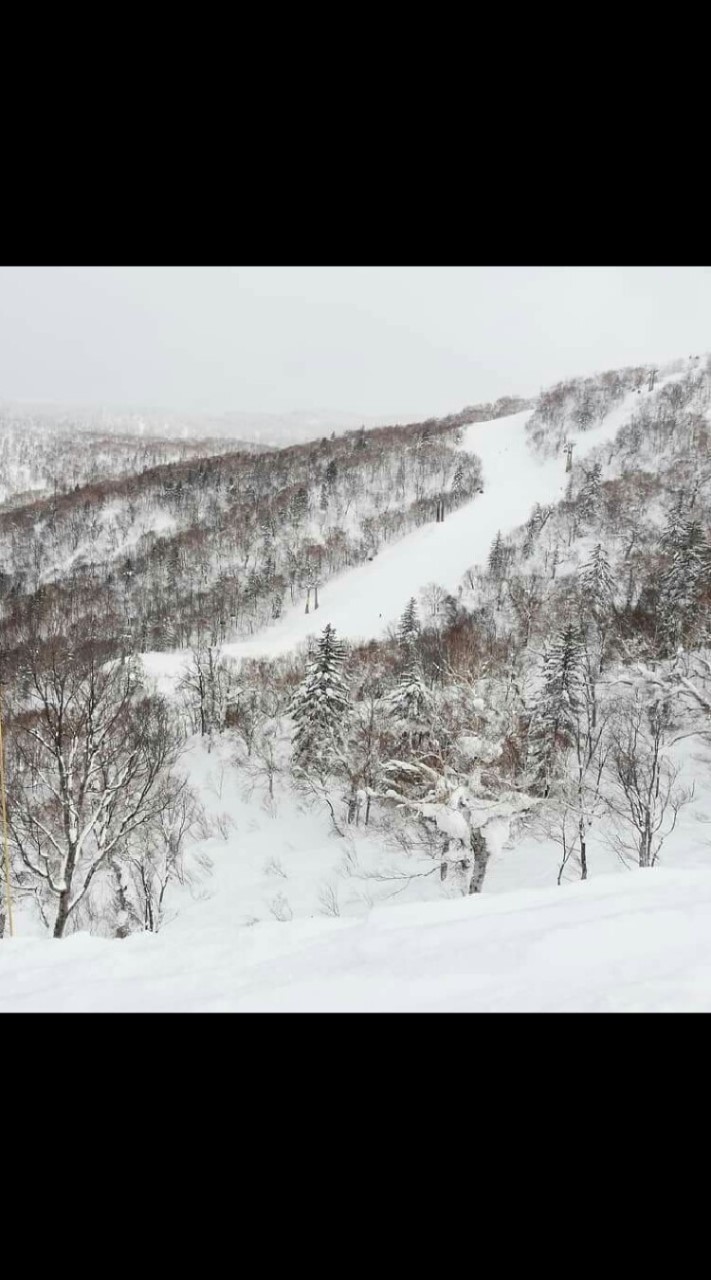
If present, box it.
[420,581,448,622]
[269,891,293,922]
[317,881,341,917]
[178,643,231,739]
[533,787,584,885]
[5,635,185,936]
[117,779,210,934]
[239,723,286,812]
[606,696,694,868]
[620,648,711,739]
[294,771,347,837]
[507,574,545,646]
[568,640,611,879]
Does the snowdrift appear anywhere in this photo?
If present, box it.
[2,868,711,1011]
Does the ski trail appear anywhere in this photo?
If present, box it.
[140,386,649,685]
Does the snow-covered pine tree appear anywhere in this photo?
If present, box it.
[528,624,587,796]
[522,503,552,558]
[387,653,429,724]
[398,597,420,647]
[578,461,602,523]
[452,459,466,501]
[488,531,505,577]
[658,517,709,652]
[289,624,350,770]
[660,497,689,555]
[579,543,615,614]
[290,486,309,525]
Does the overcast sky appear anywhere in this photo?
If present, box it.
[0,266,709,419]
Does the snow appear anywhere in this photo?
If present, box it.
[435,809,470,842]
[141,391,650,688]
[4,868,711,1010]
[6,368,710,1010]
[2,709,708,1011]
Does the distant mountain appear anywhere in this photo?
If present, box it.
[190,408,412,446]
[0,399,410,446]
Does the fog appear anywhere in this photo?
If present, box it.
[0,266,709,420]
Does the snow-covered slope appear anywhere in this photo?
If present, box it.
[5,361,710,1012]
[3,867,711,1011]
[140,385,649,685]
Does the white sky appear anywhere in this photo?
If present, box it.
[0,267,709,419]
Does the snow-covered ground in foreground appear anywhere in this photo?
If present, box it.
[140,386,648,688]
[3,868,711,1010]
[2,729,709,1011]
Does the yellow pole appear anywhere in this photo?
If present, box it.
[0,702,14,938]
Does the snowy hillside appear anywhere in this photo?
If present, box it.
[0,409,250,508]
[139,380,661,677]
[3,352,711,1012]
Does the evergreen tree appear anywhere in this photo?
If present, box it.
[658,518,709,651]
[528,624,587,796]
[290,487,309,525]
[489,531,505,577]
[387,654,429,723]
[452,460,466,500]
[522,504,550,558]
[245,567,263,613]
[261,523,276,578]
[660,497,689,555]
[579,543,614,614]
[578,461,602,523]
[443,593,460,627]
[289,624,350,769]
[398,597,420,647]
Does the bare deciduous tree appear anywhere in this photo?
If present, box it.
[6,635,185,936]
[118,779,210,934]
[178,644,234,739]
[606,696,694,868]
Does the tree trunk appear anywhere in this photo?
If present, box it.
[468,829,490,894]
[112,860,131,938]
[640,813,652,867]
[53,838,81,937]
[53,887,73,938]
[579,818,588,880]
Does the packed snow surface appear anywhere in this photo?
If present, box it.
[3,869,711,1011]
